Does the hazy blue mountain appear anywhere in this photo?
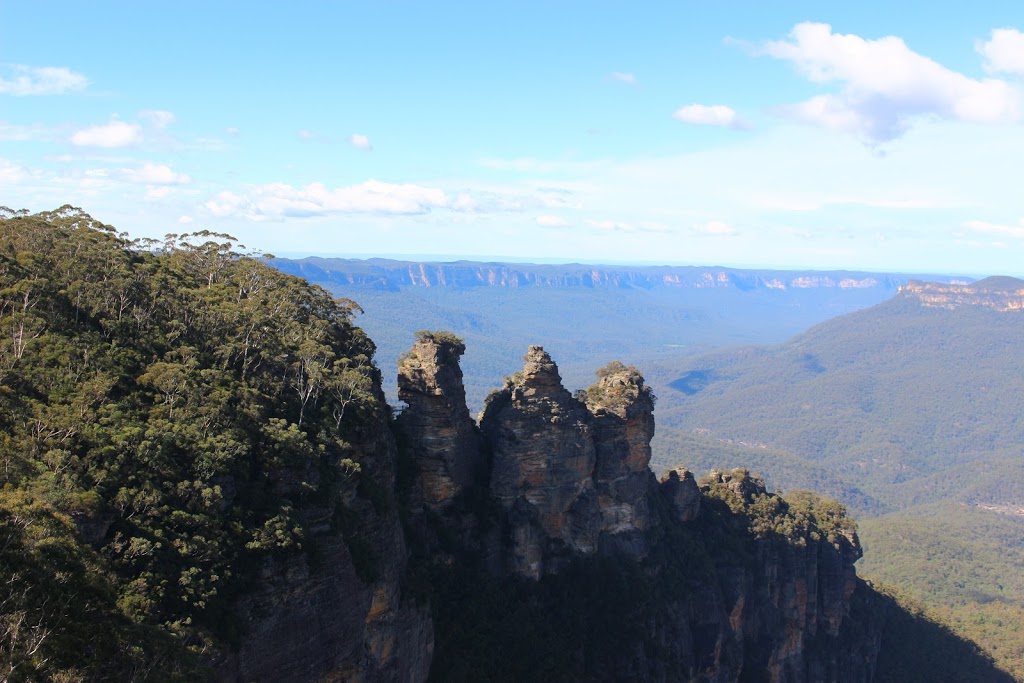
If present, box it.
[648,277,1024,678]
[271,257,969,412]
[652,277,1024,512]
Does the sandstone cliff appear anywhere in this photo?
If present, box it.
[397,337,885,682]
[899,276,1024,311]
[273,257,943,293]
[216,383,433,683]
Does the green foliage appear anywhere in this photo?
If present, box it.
[871,583,1016,683]
[414,329,466,355]
[858,504,1024,679]
[578,360,655,413]
[0,207,383,677]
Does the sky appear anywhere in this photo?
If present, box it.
[3,1,1024,275]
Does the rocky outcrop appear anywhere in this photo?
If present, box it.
[399,340,884,682]
[272,256,964,293]
[397,332,481,508]
[480,346,600,578]
[899,276,1024,311]
[583,362,657,550]
[660,466,701,522]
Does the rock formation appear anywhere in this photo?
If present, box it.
[660,466,701,522]
[472,348,665,577]
[396,331,481,508]
[396,337,885,682]
[899,276,1024,311]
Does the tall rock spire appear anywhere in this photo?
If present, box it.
[397,331,480,508]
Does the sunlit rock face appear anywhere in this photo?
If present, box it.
[397,333,481,509]
[394,339,880,681]
[583,361,657,551]
[900,276,1024,311]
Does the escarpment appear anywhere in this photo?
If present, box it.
[396,331,481,508]
[397,337,885,681]
[6,212,1012,683]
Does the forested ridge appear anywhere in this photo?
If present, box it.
[0,206,380,680]
[0,207,1014,682]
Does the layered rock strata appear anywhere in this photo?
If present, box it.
[396,332,481,508]
[475,347,665,577]
[398,339,881,681]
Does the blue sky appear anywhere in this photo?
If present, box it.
[3,2,1024,274]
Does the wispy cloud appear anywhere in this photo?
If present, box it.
[0,159,25,183]
[536,215,569,227]
[587,219,668,233]
[138,110,177,129]
[757,22,1021,143]
[203,180,450,221]
[964,218,1024,239]
[692,220,738,236]
[118,163,192,185]
[71,120,144,148]
[0,65,88,96]
[348,134,373,151]
[673,104,747,129]
[609,71,637,86]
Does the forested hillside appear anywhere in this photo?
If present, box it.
[0,207,392,680]
[651,282,1024,677]
[273,256,968,411]
[0,208,1012,682]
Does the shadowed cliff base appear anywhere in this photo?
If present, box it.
[872,586,1016,683]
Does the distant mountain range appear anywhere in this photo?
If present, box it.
[648,276,1024,679]
[652,276,1024,511]
[271,257,971,411]
[272,256,966,292]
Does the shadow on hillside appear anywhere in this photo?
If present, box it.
[871,586,1016,683]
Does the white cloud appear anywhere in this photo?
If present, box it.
[588,219,633,231]
[0,160,25,183]
[226,127,240,135]
[0,65,88,96]
[964,218,1024,239]
[203,179,449,221]
[71,120,143,148]
[536,215,569,227]
[979,28,1024,75]
[586,219,668,233]
[479,157,607,174]
[610,71,637,86]
[145,186,175,199]
[673,104,747,129]
[760,22,1021,142]
[138,110,177,128]
[119,163,192,185]
[0,121,54,142]
[297,129,318,140]
[348,134,372,150]
[178,215,195,224]
[692,220,738,236]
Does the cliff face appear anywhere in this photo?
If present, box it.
[396,333,481,509]
[398,338,884,682]
[899,277,1024,311]
[273,257,937,293]
[216,387,433,683]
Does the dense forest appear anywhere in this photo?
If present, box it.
[0,206,382,680]
[647,289,1024,678]
[0,207,1015,681]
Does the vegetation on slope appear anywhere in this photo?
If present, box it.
[652,290,1024,679]
[858,504,1024,680]
[0,207,381,680]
